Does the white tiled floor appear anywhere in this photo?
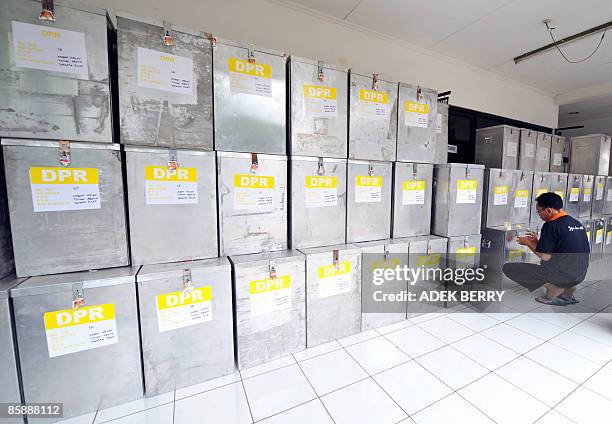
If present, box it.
[61,307,612,424]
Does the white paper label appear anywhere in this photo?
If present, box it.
[402,180,425,205]
[355,175,382,203]
[608,189,612,202]
[233,174,275,212]
[318,262,351,298]
[607,231,612,245]
[493,186,509,206]
[228,58,272,97]
[303,85,337,117]
[145,166,198,205]
[538,146,549,161]
[456,180,477,204]
[30,167,100,212]
[436,113,442,134]
[156,287,212,333]
[305,176,337,208]
[137,47,194,96]
[596,184,604,201]
[524,143,535,158]
[44,304,117,358]
[506,142,518,157]
[404,101,429,128]
[596,229,604,245]
[514,190,529,208]
[583,188,592,203]
[570,188,580,202]
[12,21,88,76]
[250,276,291,316]
[553,152,563,166]
[358,89,388,119]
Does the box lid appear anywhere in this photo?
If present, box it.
[230,250,304,267]
[217,151,287,161]
[2,138,119,151]
[289,56,348,73]
[0,275,26,300]
[138,257,230,282]
[124,145,215,156]
[299,244,360,256]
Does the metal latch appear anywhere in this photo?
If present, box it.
[464,236,470,249]
[248,49,256,64]
[182,269,193,294]
[520,171,526,181]
[427,243,432,256]
[168,149,178,172]
[203,32,217,47]
[465,166,471,178]
[59,140,70,167]
[368,164,375,177]
[269,261,277,279]
[72,283,84,310]
[318,158,325,175]
[412,163,418,178]
[250,153,259,173]
[162,21,174,46]
[416,86,423,102]
[372,73,379,91]
[333,250,340,269]
[39,0,55,21]
[317,61,325,82]
[481,239,491,249]
[483,136,493,144]
[499,170,504,180]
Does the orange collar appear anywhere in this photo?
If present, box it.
[548,211,567,222]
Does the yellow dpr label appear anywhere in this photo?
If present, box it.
[508,250,522,259]
[554,190,565,198]
[404,180,425,190]
[156,287,212,310]
[318,262,351,279]
[516,190,529,198]
[494,186,509,194]
[457,180,477,190]
[303,84,336,99]
[250,275,291,294]
[584,188,592,195]
[30,167,99,185]
[571,188,580,195]
[417,254,441,268]
[359,89,388,104]
[145,166,197,182]
[234,174,275,189]
[371,258,400,271]
[536,188,547,197]
[305,176,337,188]
[44,304,115,330]
[405,101,429,114]
[356,175,382,187]
[228,58,271,78]
[457,247,476,257]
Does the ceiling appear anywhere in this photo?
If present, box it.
[558,92,612,137]
[287,0,612,102]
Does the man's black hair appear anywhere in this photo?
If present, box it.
[535,192,564,210]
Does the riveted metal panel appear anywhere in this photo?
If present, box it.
[392,162,433,237]
[475,125,519,169]
[535,132,551,172]
[396,83,437,163]
[565,174,583,218]
[519,129,537,171]
[580,175,595,219]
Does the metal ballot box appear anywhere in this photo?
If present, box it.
[604,216,612,256]
[432,163,485,237]
[348,71,398,161]
[482,168,516,228]
[550,172,568,206]
[591,218,605,261]
[396,83,438,163]
[519,129,537,171]
[357,239,409,330]
[213,39,286,154]
[592,176,607,218]
[530,172,553,225]
[125,147,218,265]
[0,155,14,279]
[570,134,611,176]
[346,160,393,242]
[604,176,612,216]
[11,268,142,421]
[582,219,594,259]
[510,170,533,225]
[2,139,128,277]
[475,125,519,169]
[299,244,361,347]
[481,225,531,289]
[116,13,213,149]
[290,157,347,249]
[447,234,481,270]
[565,174,583,218]
[0,276,26,424]
[579,175,595,219]
[535,133,551,172]
[549,135,567,173]
[231,250,305,369]
[392,162,433,238]
[289,56,348,158]
[434,103,449,165]
[1,0,111,142]
[217,152,287,256]
[137,258,234,396]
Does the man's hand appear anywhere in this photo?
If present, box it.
[517,231,538,250]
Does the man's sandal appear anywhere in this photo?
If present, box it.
[558,295,579,304]
[535,296,571,306]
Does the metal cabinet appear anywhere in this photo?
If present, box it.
[519,129,537,171]
[348,71,398,161]
[289,56,347,158]
[535,133,551,172]
[2,139,128,277]
[434,103,449,165]
[125,147,218,265]
[570,134,611,176]
[116,13,213,149]
[0,0,111,142]
[0,276,25,424]
[591,218,605,261]
[346,160,392,242]
[579,175,595,219]
[213,39,286,154]
[11,268,142,420]
[530,172,552,225]
[290,157,346,249]
[475,125,519,169]
[565,174,583,218]
[396,83,438,163]
[432,163,485,237]
[481,225,531,289]
[482,168,515,228]
[592,175,607,218]
[299,244,361,346]
[392,162,433,238]
[604,176,612,216]
[231,250,305,369]
[217,152,287,256]
[549,135,567,173]
[137,258,234,396]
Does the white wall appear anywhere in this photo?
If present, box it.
[83,0,559,128]
[558,116,612,138]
